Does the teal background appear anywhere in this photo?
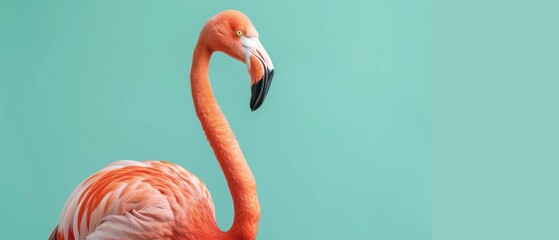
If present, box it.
[4,1,556,239]
[434,0,559,239]
[0,0,431,239]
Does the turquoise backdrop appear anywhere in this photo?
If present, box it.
[434,0,559,239]
[0,0,431,239]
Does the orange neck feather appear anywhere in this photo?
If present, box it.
[190,41,260,239]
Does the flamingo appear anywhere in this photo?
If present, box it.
[49,10,274,240]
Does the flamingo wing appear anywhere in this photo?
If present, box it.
[52,160,216,240]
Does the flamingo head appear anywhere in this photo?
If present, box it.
[200,10,275,111]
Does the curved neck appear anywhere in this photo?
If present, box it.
[190,43,260,240]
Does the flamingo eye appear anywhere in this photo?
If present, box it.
[236,30,243,36]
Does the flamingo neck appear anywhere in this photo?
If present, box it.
[190,43,260,240]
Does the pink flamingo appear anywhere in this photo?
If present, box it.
[50,10,274,240]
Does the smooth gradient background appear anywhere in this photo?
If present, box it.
[0,0,431,239]
[434,0,559,239]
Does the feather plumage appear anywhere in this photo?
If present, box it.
[52,160,219,240]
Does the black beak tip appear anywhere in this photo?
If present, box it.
[250,80,264,111]
[250,72,274,111]
[250,101,258,111]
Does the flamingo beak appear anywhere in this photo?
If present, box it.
[242,36,274,111]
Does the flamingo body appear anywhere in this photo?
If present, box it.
[51,160,220,240]
[50,10,275,240]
